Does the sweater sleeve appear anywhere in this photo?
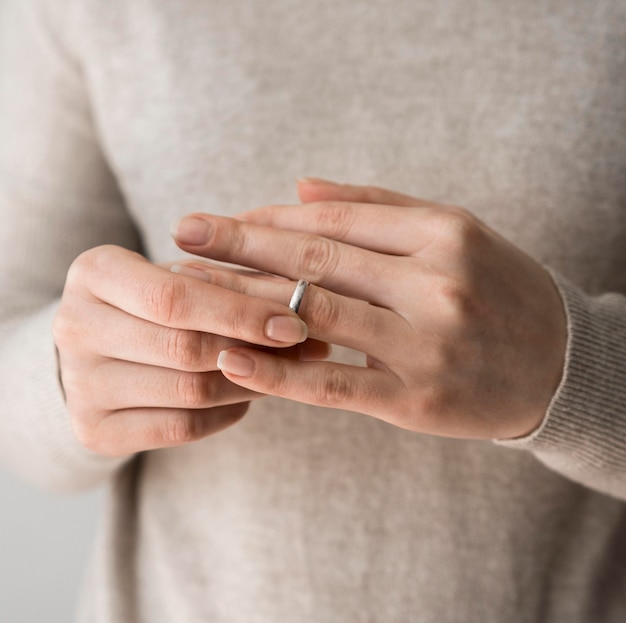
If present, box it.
[497,271,626,501]
[0,0,142,491]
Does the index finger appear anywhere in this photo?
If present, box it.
[66,245,309,348]
[237,201,444,256]
[171,214,399,305]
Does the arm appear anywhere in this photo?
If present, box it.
[496,275,626,500]
[0,1,321,490]
[171,179,626,501]
[0,0,143,490]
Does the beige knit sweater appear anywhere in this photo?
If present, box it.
[1,1,625,621]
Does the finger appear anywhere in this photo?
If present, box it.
[59,303,329,381]
[237,201,449,257]
[172,214,401,304]
[170,262,406,360]
[168,260,288,284]
[77,361,261,411]
[296,178,433,208]
[170,262,291,291]
[216,347,400,422]
[67,245,309,347]
[56,298,243,372]
[74,403,249,457]
[167,261,331,360]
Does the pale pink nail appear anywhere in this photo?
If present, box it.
[217,351,255,377]
[265,316,308,344]
[170,265,212,282]
[171,217,212,245]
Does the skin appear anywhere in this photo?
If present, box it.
[56,178,567,456]
[53,245,328,457]
[172,179,568,441]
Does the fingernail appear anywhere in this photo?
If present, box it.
[171,217,212,245]
[217,351,255,377]
[265,315,308,344]
[170,265,212,282]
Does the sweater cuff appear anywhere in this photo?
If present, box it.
[496,271,626,495]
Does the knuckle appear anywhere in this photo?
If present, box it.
[361,308,388,343]
[298,235,337,279]
[143,276,189,325]
[68,407,105,454]
[222,302,250,339]
[306,289,341,333]
[162,412,203,445]
[66,245,121,288]
[268,362,292,396]
[315,367,352,406]
[436,278,477,326]
[58,365,83,401]
[64,258,85,290]
[264,205,283,223]
[65,250,95,290]
[164,329,204,370]
[435,209,484,253]
[422,383,448,416]
[72,421,101,454]
[220,219,248,257]
[70,418,92,449]
[52,309,78,349]
[409,383,450,431]
[174,372,211,408]
[315,202,355,239]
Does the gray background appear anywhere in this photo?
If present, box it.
[0,467,101,623]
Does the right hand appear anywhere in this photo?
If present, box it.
[53,245,316,457]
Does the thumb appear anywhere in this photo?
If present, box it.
[296,177,430,208]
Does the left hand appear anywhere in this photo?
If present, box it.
[171,180,567,440]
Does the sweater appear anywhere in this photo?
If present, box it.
[1,1,625,621]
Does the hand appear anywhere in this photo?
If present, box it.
[171,180,567,440]
[53,245,321,456]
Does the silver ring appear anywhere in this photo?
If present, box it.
[288,279,309,314]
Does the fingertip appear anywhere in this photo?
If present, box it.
[169,217,182,238]
[265,315,308,344]
[217,350,256,378]
[171,216,213,246]
[296,177,348,204]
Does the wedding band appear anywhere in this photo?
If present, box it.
[289,279,309,314]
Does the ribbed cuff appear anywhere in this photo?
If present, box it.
[497,272,626,475]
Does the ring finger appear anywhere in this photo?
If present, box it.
[171,262,408,363]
